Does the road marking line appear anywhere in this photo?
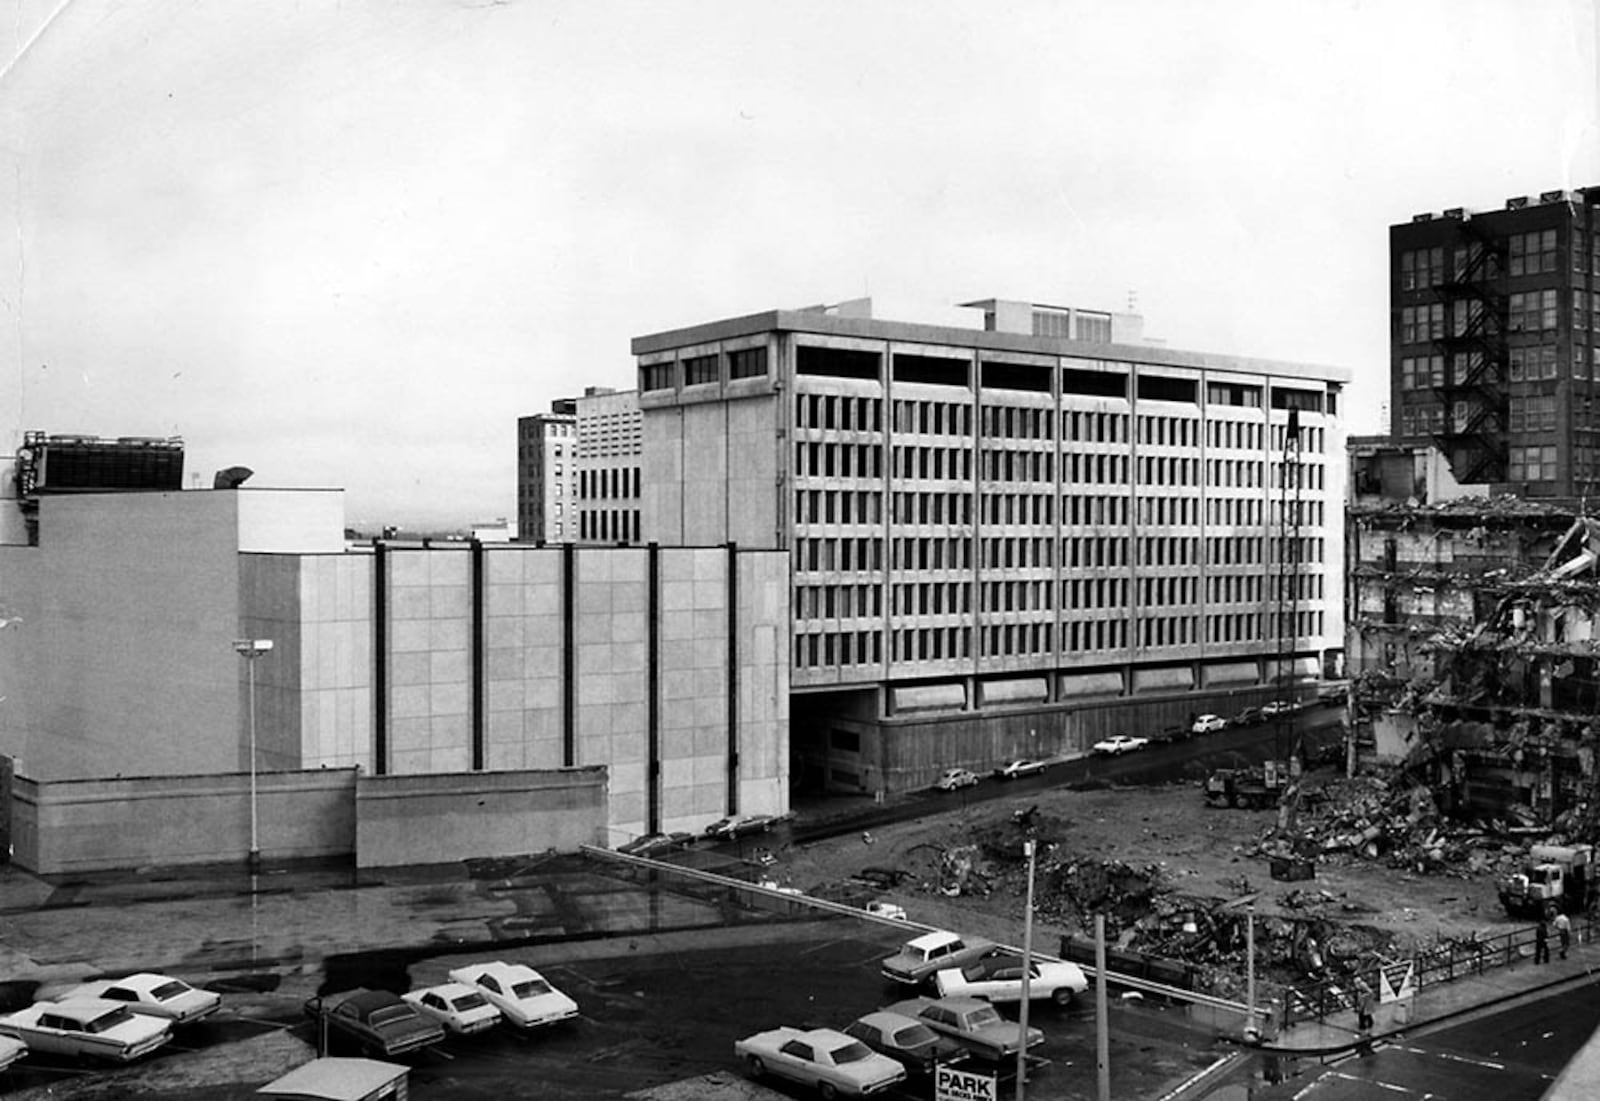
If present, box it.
[1404,1047,1504,1071]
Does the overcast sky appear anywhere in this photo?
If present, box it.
[2,0,1596,527]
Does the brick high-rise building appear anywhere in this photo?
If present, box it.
[1390,186,1600,492]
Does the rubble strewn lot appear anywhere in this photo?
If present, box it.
[779,767,1542,998]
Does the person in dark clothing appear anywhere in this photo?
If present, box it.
[1535,918,1551,964]
[1555,912,1572,960]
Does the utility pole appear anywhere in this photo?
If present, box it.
[1016,838,1036,1100]
[1095,912,1110,1101]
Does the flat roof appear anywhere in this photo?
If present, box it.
[258,1057,406,1100]
[631,308,1351,383]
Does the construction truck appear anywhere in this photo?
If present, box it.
[1203,761,1288,810]
[1498,844,1594,920]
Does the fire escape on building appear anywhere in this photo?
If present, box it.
[1430,225,1509,486]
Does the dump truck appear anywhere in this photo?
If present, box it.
[1203,762,1287,810]
[1498,843,1594,920]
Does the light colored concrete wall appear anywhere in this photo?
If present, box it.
[387,548,471,774]
[658,548,729,829]
[10,768,357,874]
[576,548,651,834]
[737,549,791,814]
[289,555,373,771]
[354,768,605,868]
[0,492,243,780]
[725,394,781,548]
[484,548,565,771]
[642,407,685,545]
[236,489,347,553]
[680,402,731,543]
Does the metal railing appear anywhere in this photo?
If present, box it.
[1282,914,1596,1028]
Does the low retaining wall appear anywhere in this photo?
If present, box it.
[355,768,606,868]
[11,768,358,874]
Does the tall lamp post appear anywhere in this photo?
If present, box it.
[233,639,274,872]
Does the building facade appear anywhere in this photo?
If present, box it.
[516,404,577,543]
[1391,186,1600,492]
[573,387,643,544]
[0,488,789,848]
[633,298,1348,793]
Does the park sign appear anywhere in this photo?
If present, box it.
[936,1064,997,1101]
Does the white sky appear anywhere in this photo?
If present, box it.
[2,0,1597,526]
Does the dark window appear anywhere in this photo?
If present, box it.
[1271,387,1323,413]
[982,359,1052,392]
[1137,374,1197,403]
[683,354,718,386]
[893,353,970,388]
[1061,367,1127,398]
[729,346,768,379]
[641,361,675,391]
[797,345,881,380]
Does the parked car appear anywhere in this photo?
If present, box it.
[934,768,980,792]
[842,1011,962,1076]
[880,931,997,986]
[0,999,171,1063]
[1091,734,1149,756]
[0,1035,23,1073]
[402,982,501,1035]
[58,972,221,1025]
[865,901,908,921]
[447,961,578,1029]
[1231,706,1264,727]
[1191,714,1227,735]
[303,988,445,1057]
[1261,699,1298,718]
[705,813,787,840]
[932,953,1089,1006]
[883,996,1043,1061]
[993,759,1047,780]
[616,831,695,857]
[735,1025,906,1098]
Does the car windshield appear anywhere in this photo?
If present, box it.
[892,1024,937,1046]
[512,980,553,998]
[150,981,189,1001]
[830,1040,874,1063]
[968,1006,1002,1027]
[369,1006,414,1027]
[451,993,489,1011]
[85,1007,136,1032]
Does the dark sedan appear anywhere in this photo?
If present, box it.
[304,988,445,1058]
[843,1010,963,1075]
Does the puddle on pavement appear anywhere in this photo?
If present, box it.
[0,979,39,1013]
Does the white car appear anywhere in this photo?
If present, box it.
[403,982,501,1035]
[0,1035,24,1073]
[880,930,997,986]
[933,953,1090,1006]
[736,1025,906,1097]
[1092,734,1150,756]
[0,999,170,1063]
[993,758,1048,780]
[447,961,578,1029]
[58,972,221,1025]
[934,768,980,791]
[865,900,908,921]
[1191,714,1227,734]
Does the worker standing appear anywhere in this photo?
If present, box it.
[1555,912,1572,960]
[1535,918,1551,965]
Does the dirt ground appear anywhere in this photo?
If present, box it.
[772,770,1523,994]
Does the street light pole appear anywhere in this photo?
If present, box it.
[233,639,274,873]
[1016,838,1036,1100]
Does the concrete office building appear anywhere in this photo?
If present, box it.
[573,387,644,545]
[517,388,644,546]
[0,485,789,855]
[633,298,1349,794]
[1391,186,1600,492]
[516,405,577,543]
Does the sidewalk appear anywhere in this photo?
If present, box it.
[1263,929,1599,1056]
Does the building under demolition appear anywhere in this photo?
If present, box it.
[1348,441,1600,830]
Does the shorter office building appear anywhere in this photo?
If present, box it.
[0,485,788,864]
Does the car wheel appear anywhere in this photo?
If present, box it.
[1053,987,1075,1007]
[819,1084,838,1101]
[746,1055,765,1078]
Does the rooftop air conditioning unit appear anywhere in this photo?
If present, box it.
[1443,207,1465,220]
[1506,196,1529,210]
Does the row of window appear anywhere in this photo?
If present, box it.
[981,405,1055,440]
[641,346,769,392]
[892,582,969,617]
[1139,575,1198,608]
[578,509,640,543]
[1065,495,1129,526]
[1206,421,1265,451]
[983,492,1055,526]
[892,446,973,482]
[980,449,1053,483]
[980,537,1054,569]
[794,442,884,480]
[1508,290,1560,333]
[799,490,885,527]
[1508,395,1559,434]
[893,400,973,437]
[795,584,883,620]
[984,579,1054,612]
[1138,495,1200,526]
[580,467,641,500]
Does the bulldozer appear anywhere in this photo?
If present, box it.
[1497,844,1594,920]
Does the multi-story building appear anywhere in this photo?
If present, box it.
[633,297,1349,794]
[1390,186,1600,492]
[516,404,577,543]
[517,389,643,546]
[573,387,643,545]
